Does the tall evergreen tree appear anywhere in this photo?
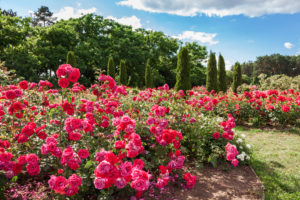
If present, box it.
[145,58,153,88]
[218,54,227,92]
[206,52,218,92]
[232,62,242,93]
[107,56,115,78]
[66,51,76,68]
[175,47,191,92]
[119,60,127,85]
[33,6,56,27]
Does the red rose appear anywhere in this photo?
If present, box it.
[68,68,80,83]
[12,101,23,110]
[78,149,89,159]
[212,132,220,139]
[27,163,40,176]
[58,78,70,88]
[5,90,16,100]
[19,80,28,90]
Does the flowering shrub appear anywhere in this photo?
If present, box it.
[187,86,300,126]
[0,64,278,199]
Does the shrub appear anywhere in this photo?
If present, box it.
[119,60,127,85]
[66,51,76,68]
[258,74,300,91]
[145,58,153,88]
[107,56,115,79]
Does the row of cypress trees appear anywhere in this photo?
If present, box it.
[67,50,242,93]
[206,52,227,93]
[206,52,242,93]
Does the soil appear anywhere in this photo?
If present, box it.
[4,165,264,200]
[170,165,264,200]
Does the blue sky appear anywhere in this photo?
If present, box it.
[1,0,300,68]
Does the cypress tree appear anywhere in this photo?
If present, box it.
[174,47,191,92]
[119,60,127,85]
[66,51,76,68]
[145,58,153,88]
[107,56,115,78]
[232,62,242,93]
[218,54,227,92]
[206,52,218,92]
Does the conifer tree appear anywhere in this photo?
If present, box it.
[218,54,227,92]
[175,47,191,92]
[232,62,242,93]
[107,56,115,78]
[206,52,218,92]
[119,60,127,85]
[66,51,76,68]
[145,58,153,88]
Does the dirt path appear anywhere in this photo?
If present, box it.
[169,165,264,200]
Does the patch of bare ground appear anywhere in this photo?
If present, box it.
[167,165,264,200]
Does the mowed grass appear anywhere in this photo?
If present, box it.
[235,126,300,200]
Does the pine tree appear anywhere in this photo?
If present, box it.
[218,54,227,92]
[66,51,76,68]
[232,62,242,93]
[206,52,218,92]
[119,60,127,85]
[107,56,115,78]
[175,47,191,92]
[145,58,153,88]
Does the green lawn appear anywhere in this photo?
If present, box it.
[235,126,300,200]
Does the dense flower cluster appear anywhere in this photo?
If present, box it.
[48,174,82,196]
[1,63,297,199]
[225,143,239,167]
[56,64,80,88]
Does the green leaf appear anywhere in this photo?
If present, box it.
[85,161,93,169]
[12,176,18,182]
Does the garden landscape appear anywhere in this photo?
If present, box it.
[0,1,300,200]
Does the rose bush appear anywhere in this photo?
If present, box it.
[0,64,259,199]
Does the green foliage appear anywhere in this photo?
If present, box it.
[258,74,300,91]
[174,47,191,92]
[119,59,127,85]
[241,54,300,82]
[206,52,218,92]
[185,42,207,86]
[232,62,242,93]
[217,54,227,92]
[145,58,153,88]
[107,56,115,78]
[66,51,76,68]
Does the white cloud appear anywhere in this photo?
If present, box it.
[284,42,294,49]
[225,60,232,70]
[28,10,34,17]
[173,31,218,45]
[117,0,300,17]
[76,2,81,7]
[106,15,142,29]
[53,7,97,20]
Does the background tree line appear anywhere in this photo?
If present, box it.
[241,54,300,84]
[0,7,207,88]
[2,6,298,90]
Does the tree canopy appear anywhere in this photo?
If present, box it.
[0,10,209,87]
